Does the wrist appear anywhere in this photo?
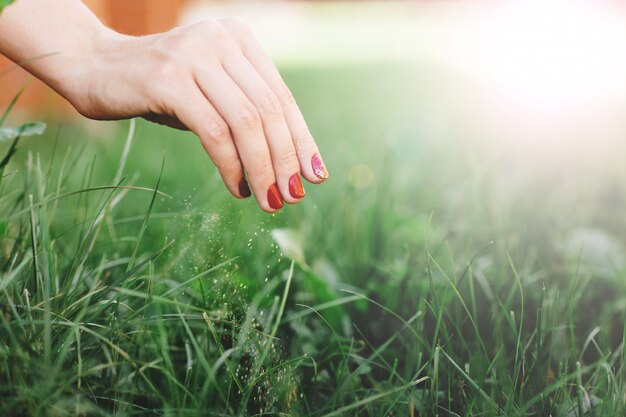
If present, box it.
[0,0,141,119]
[59,27,136,118]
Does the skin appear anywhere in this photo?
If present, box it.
[0,0,328,212]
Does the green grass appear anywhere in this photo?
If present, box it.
[2,64,626,416]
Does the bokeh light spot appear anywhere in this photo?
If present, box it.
[349,164,374,189]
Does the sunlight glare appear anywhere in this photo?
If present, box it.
[474,0,626,113]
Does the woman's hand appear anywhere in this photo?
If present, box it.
[0,1,328,212]
[75,18,329,212]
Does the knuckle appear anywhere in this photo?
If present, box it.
[259,91,283,119]
[247,157,273,179]
[279,83,297,107]
[195,19,229,42]
[165,26,200,53]
[293,132,315,147]
[278,148,298,167]
[254,159,274,177]
[223,156,241,173]
[235,101,261,130]
[219,16,253,36]
[216,155,241,176]
[175,33,199,54]
[205,118,230,141]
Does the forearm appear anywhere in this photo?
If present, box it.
[0,0,119,104]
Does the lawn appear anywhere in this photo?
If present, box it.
[3,59,626,416]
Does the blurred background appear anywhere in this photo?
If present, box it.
[6,2,626,414]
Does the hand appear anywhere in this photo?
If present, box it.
[0,0,331,212]
[64,18,329,212]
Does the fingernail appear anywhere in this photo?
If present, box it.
[267,183,283,210]
[288,174,305,199]
[238,177,251,198]
[311,154,329,180]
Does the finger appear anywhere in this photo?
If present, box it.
[169,86,251,200]
[194,67,283,212]
[220,18,329,184]
[221,50,305,204]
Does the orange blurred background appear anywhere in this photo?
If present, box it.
[0,0,189,118]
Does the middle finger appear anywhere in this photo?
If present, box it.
[195,67,283,212]
[221,50,305,204]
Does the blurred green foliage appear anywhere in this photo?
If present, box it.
[2,63,626,416]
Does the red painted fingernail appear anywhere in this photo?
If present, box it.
[288,174,305,199]
[267,183,283,210]
[238,177,251,198]
[311,154,329,180]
